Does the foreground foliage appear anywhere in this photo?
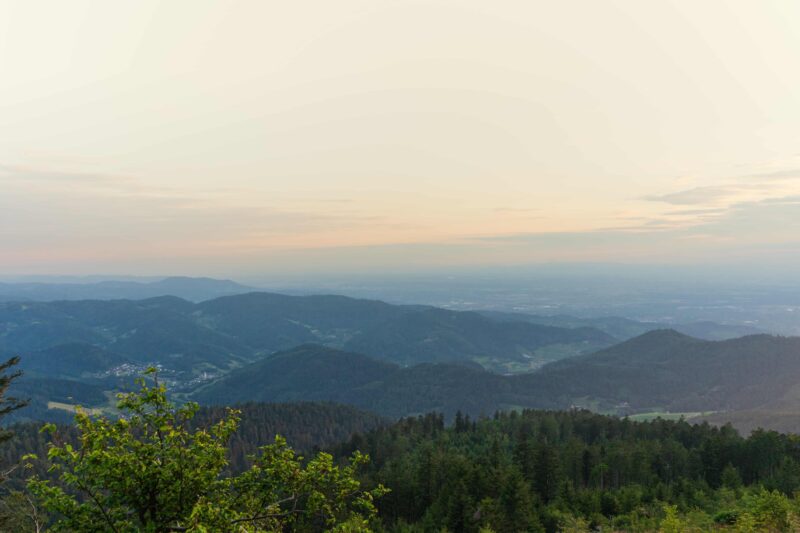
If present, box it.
[25,371,385,532]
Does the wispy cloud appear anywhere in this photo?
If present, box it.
[662,208,727,216]
[0,163,117,183]
[0,162,413,259]
[6,156,800,273]
[0,163,247,202]
[493,207,541,214]
[742,168,800,181]
[646,185,735,206]
[460,189,800,267]
[0,163,188,203]
[638,166,800,241]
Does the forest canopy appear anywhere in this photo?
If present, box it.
[2,369,800,531]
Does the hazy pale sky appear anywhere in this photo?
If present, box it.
[3,0,800,276]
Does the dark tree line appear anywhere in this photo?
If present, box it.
[333,409,800,531]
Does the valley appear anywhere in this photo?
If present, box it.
[2,286,799,435]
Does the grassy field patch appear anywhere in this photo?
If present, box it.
[47,401,104,416]
[626,411,714,422]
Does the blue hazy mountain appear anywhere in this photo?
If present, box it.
[0,276,255,302]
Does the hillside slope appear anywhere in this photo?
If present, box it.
[481,311,766,341]
[520,330,800,414]
[192,332,800,423]
[194,344,527,418]
[0,292,614,381]
[343,307,613,367]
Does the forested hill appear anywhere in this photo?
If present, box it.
[517,329,800,415]
[0,291,614,380]
[342,307,612,366]
[194,332,800,428]
[481,310,766,341]
[7,289,800,428]
[193,344,520,418]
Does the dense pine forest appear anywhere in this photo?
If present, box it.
[3,371,800,531]
[334,410,800,531]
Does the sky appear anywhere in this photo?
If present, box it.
[2,0,800,277]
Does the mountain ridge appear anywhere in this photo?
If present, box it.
[0,291,615,378]
[0,276,255,303]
